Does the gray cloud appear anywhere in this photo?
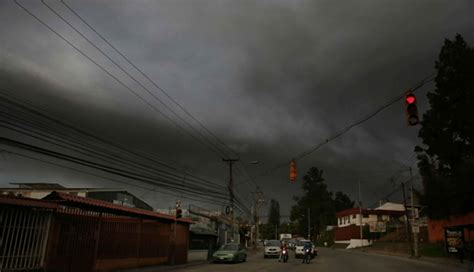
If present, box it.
[1,0,473,217]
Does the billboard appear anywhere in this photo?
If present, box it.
[369,221,387,232]
[445,228,464,253]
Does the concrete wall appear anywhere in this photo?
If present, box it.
[188,250,209,262]
[428,212,474,242]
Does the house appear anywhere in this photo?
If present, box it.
[334,204,407,247]
[0,192,192,271]
[0,182,153,210]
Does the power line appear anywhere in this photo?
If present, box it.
[60,0,241,161]
[15,0,256,212]
[1,91,254,215]
[14,0,227,161]
[1,149,229,207]
[0,92,225,190]
[255,73,436,179]
[40,0,234,161]
[0,136,229,202]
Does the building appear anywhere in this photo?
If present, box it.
[0,192,192,272]
[335,204,407,247]
[0,182,153,210]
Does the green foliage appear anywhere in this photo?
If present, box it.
[419,243,448,258]
[290,167,354,239]
[334,191,355,212]
[268,199,280,227]
[416,34,474,219]
[258,223,278,240]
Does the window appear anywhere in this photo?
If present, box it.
[363,214,369,218]
[377,214,382,221]
[352,214,356,219]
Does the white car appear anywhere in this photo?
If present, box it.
[263,240,281,258]
[294,240,317,258]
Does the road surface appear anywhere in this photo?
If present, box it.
[173,247,468,272]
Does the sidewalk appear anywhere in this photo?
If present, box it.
[342,247,472,270]
[118,260,209,272]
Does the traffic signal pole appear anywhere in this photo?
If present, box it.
[223,158,239,243]
[410,167,419,257]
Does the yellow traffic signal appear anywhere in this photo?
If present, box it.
[290,159,297,182]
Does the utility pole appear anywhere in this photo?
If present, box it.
[410,167,419,257]
[307,208,310,240]
[358,180,364,248]
[401,181,413,256]
[223,158,239,243]
[253,190,264,248]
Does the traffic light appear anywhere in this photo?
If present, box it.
[290,159,297,182]
[405,92,419,126]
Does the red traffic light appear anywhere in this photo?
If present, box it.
[405,94,416,104]
[404,92,419,126]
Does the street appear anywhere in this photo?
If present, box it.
[175,248,466,272]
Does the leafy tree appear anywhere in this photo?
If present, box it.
[290,167,337,239]
[268,199,280,227]
[416,34,474,219]
[334,191,355,212]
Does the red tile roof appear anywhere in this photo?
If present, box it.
[43,191,193,224]
[0,194,58,209]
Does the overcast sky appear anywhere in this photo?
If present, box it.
[1,0,473,218]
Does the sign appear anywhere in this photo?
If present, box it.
[411,226,420,233]
[445,228,464,253]
[369,221,387,233]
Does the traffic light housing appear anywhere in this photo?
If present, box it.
[290,159,297,182]
[405,92,419,126]
[176,208,182,218]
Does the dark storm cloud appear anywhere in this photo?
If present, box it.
[1,0,473,216]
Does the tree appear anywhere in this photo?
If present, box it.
[334,191,355,212]
[290,167,337,239]
[416,34,474,219]
[268,199,281,227]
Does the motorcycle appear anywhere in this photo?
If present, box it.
[303,248,311,264]
[281,249,289,263]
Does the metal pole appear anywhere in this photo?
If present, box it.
[307,208,310,240]
[401,181,413,256]
[359,180,363,248]
[410,167,419,257]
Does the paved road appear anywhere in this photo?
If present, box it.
[174,247,468,272]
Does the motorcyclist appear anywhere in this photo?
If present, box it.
[302,242,312,263]
[279,241,288,262]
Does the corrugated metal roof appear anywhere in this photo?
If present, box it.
[0,194,58,209]
[43,191,192,224]
[336,207,405,217]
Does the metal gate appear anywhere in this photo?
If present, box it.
[0,206,52,271]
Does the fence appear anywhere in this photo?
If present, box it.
[0,202,53,271]
[0,193,191,271]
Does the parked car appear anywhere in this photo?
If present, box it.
[264,240,281,258]
[212,244,247,263]
[294,240,318,258]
